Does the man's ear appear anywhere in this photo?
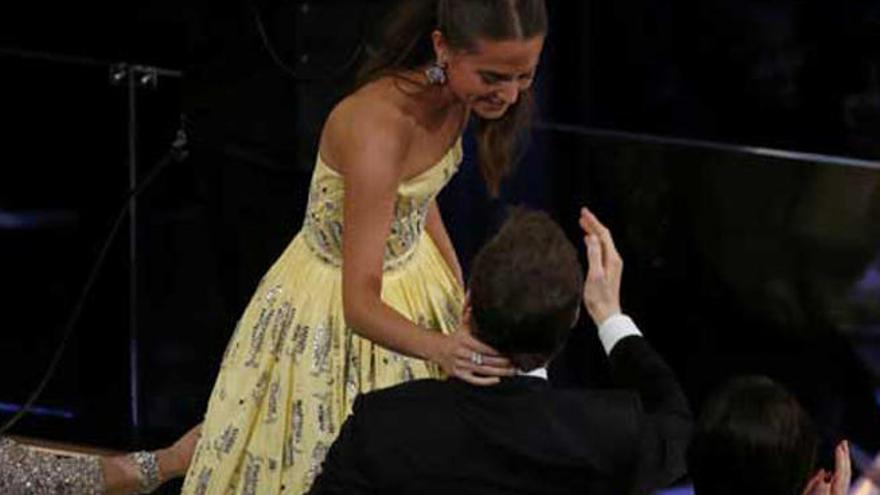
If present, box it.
[461,292,474,334]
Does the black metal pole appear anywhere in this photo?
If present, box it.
[127,68,141,441]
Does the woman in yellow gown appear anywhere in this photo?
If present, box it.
[181,1,547,493]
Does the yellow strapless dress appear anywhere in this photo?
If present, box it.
[180,139,465,495]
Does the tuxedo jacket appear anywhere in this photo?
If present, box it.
[309,336,692,495]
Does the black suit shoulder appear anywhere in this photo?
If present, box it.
[359,378,449,402]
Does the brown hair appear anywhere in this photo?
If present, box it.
[688,376,818,495]
[468,208,582,369]
[358,0,548,196]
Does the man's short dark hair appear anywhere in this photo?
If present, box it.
[688,375,818,495]
[468,208,583,368]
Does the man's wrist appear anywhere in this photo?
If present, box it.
[597,313,642,355]
[590,305,621,327]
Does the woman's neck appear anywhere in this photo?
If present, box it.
[390,70,467,132]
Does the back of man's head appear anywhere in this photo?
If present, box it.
[468,209,583,371]
[688,375,818,495]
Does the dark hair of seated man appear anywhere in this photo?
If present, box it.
[468,208,583,370]
[688,375,818,495]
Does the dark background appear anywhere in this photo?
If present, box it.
[1,0,878,483]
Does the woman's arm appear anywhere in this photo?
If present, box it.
[425,199,464,289]
[101,425,200,495]
[340,112,442,360]
[336,106,511,384]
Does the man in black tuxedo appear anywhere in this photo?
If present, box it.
[309,207,692,495]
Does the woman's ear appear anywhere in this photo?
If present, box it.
[431,29,449,65]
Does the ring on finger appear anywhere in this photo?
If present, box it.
[470,352,483,366]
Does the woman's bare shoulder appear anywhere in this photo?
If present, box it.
[321,80,415,170]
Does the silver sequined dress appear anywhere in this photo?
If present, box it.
[0,437,104,494]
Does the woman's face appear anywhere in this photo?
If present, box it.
[437,34,545,120]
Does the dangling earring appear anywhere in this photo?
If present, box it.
[425,60,448,86]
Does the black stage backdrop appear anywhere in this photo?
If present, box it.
[1,0,878,478]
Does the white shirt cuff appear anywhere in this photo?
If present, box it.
[517,367,549,380]
[598,314,642,354]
